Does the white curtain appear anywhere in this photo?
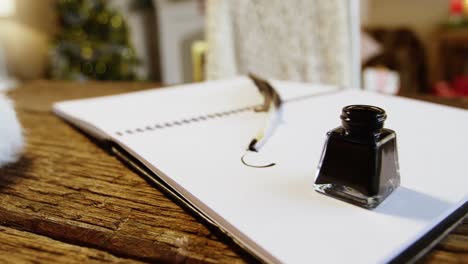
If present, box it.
[205,0,360,88]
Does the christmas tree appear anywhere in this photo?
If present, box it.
[50,0,139,81]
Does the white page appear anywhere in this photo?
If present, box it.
[53,77,335,140]
[114,90,468,264]
[53,80,468,264]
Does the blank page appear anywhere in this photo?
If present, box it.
[114,91,468,264]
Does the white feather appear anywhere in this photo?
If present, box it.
[0,93,24,167]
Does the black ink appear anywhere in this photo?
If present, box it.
[241,152,276,168]
[314,105,400,209]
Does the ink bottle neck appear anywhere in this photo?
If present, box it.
[340,105,387,138]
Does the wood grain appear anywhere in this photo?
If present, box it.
[0,226,144,264]
[0,80,466,263]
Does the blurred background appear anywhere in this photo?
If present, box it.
[0,0,467,97]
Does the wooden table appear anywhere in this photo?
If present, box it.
[1,81,467,263]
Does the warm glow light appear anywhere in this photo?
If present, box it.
[0,0,15,17]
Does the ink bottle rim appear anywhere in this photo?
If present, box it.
[340,105,387,136]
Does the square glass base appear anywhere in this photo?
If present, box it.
[314,183,396,209]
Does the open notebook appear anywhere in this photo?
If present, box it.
[53,77,468,264]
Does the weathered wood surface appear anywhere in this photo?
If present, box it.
[0,226,144,264]
[0,80,466,263]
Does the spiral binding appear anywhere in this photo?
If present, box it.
[115,106,256,136]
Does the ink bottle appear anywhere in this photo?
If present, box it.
[314,105,400,209]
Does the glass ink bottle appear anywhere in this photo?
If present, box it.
[314,105,400,209]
